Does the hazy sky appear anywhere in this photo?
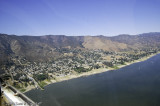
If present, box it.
[0,0,160,36]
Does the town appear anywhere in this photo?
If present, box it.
[1,48,159,92]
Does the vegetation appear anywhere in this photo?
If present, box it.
[39,81,47,88]
[103,61,113,67]
[20,88,26,92]
[13,82,21,89]
[33,74,48,81]
[74,67,92,73]
[111,66,119,69]
[93,64,101,69]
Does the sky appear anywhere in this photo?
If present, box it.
[0,0,160,36]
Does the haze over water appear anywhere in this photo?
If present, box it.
[25,54,160,106]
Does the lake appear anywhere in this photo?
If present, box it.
[25,54,160,106]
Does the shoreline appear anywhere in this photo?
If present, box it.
[24,52,160,93]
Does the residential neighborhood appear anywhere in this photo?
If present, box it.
[1,48,159,92]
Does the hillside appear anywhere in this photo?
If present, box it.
[1,32,160,91]
[0,32,160,68]
[109,32,160,50]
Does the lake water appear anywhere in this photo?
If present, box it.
[25,54,160,106]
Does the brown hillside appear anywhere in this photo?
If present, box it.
[83,36,127,51]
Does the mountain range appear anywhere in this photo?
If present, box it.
[0,32,160,70]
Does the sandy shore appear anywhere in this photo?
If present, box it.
[24,52,160,93]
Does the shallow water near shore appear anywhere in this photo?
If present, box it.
[25,54,160,106]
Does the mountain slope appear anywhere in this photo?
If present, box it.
[83,36,127,51]
[109,32,160,50]
[0,32,160,67]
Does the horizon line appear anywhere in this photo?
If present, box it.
[0,32,160,37]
